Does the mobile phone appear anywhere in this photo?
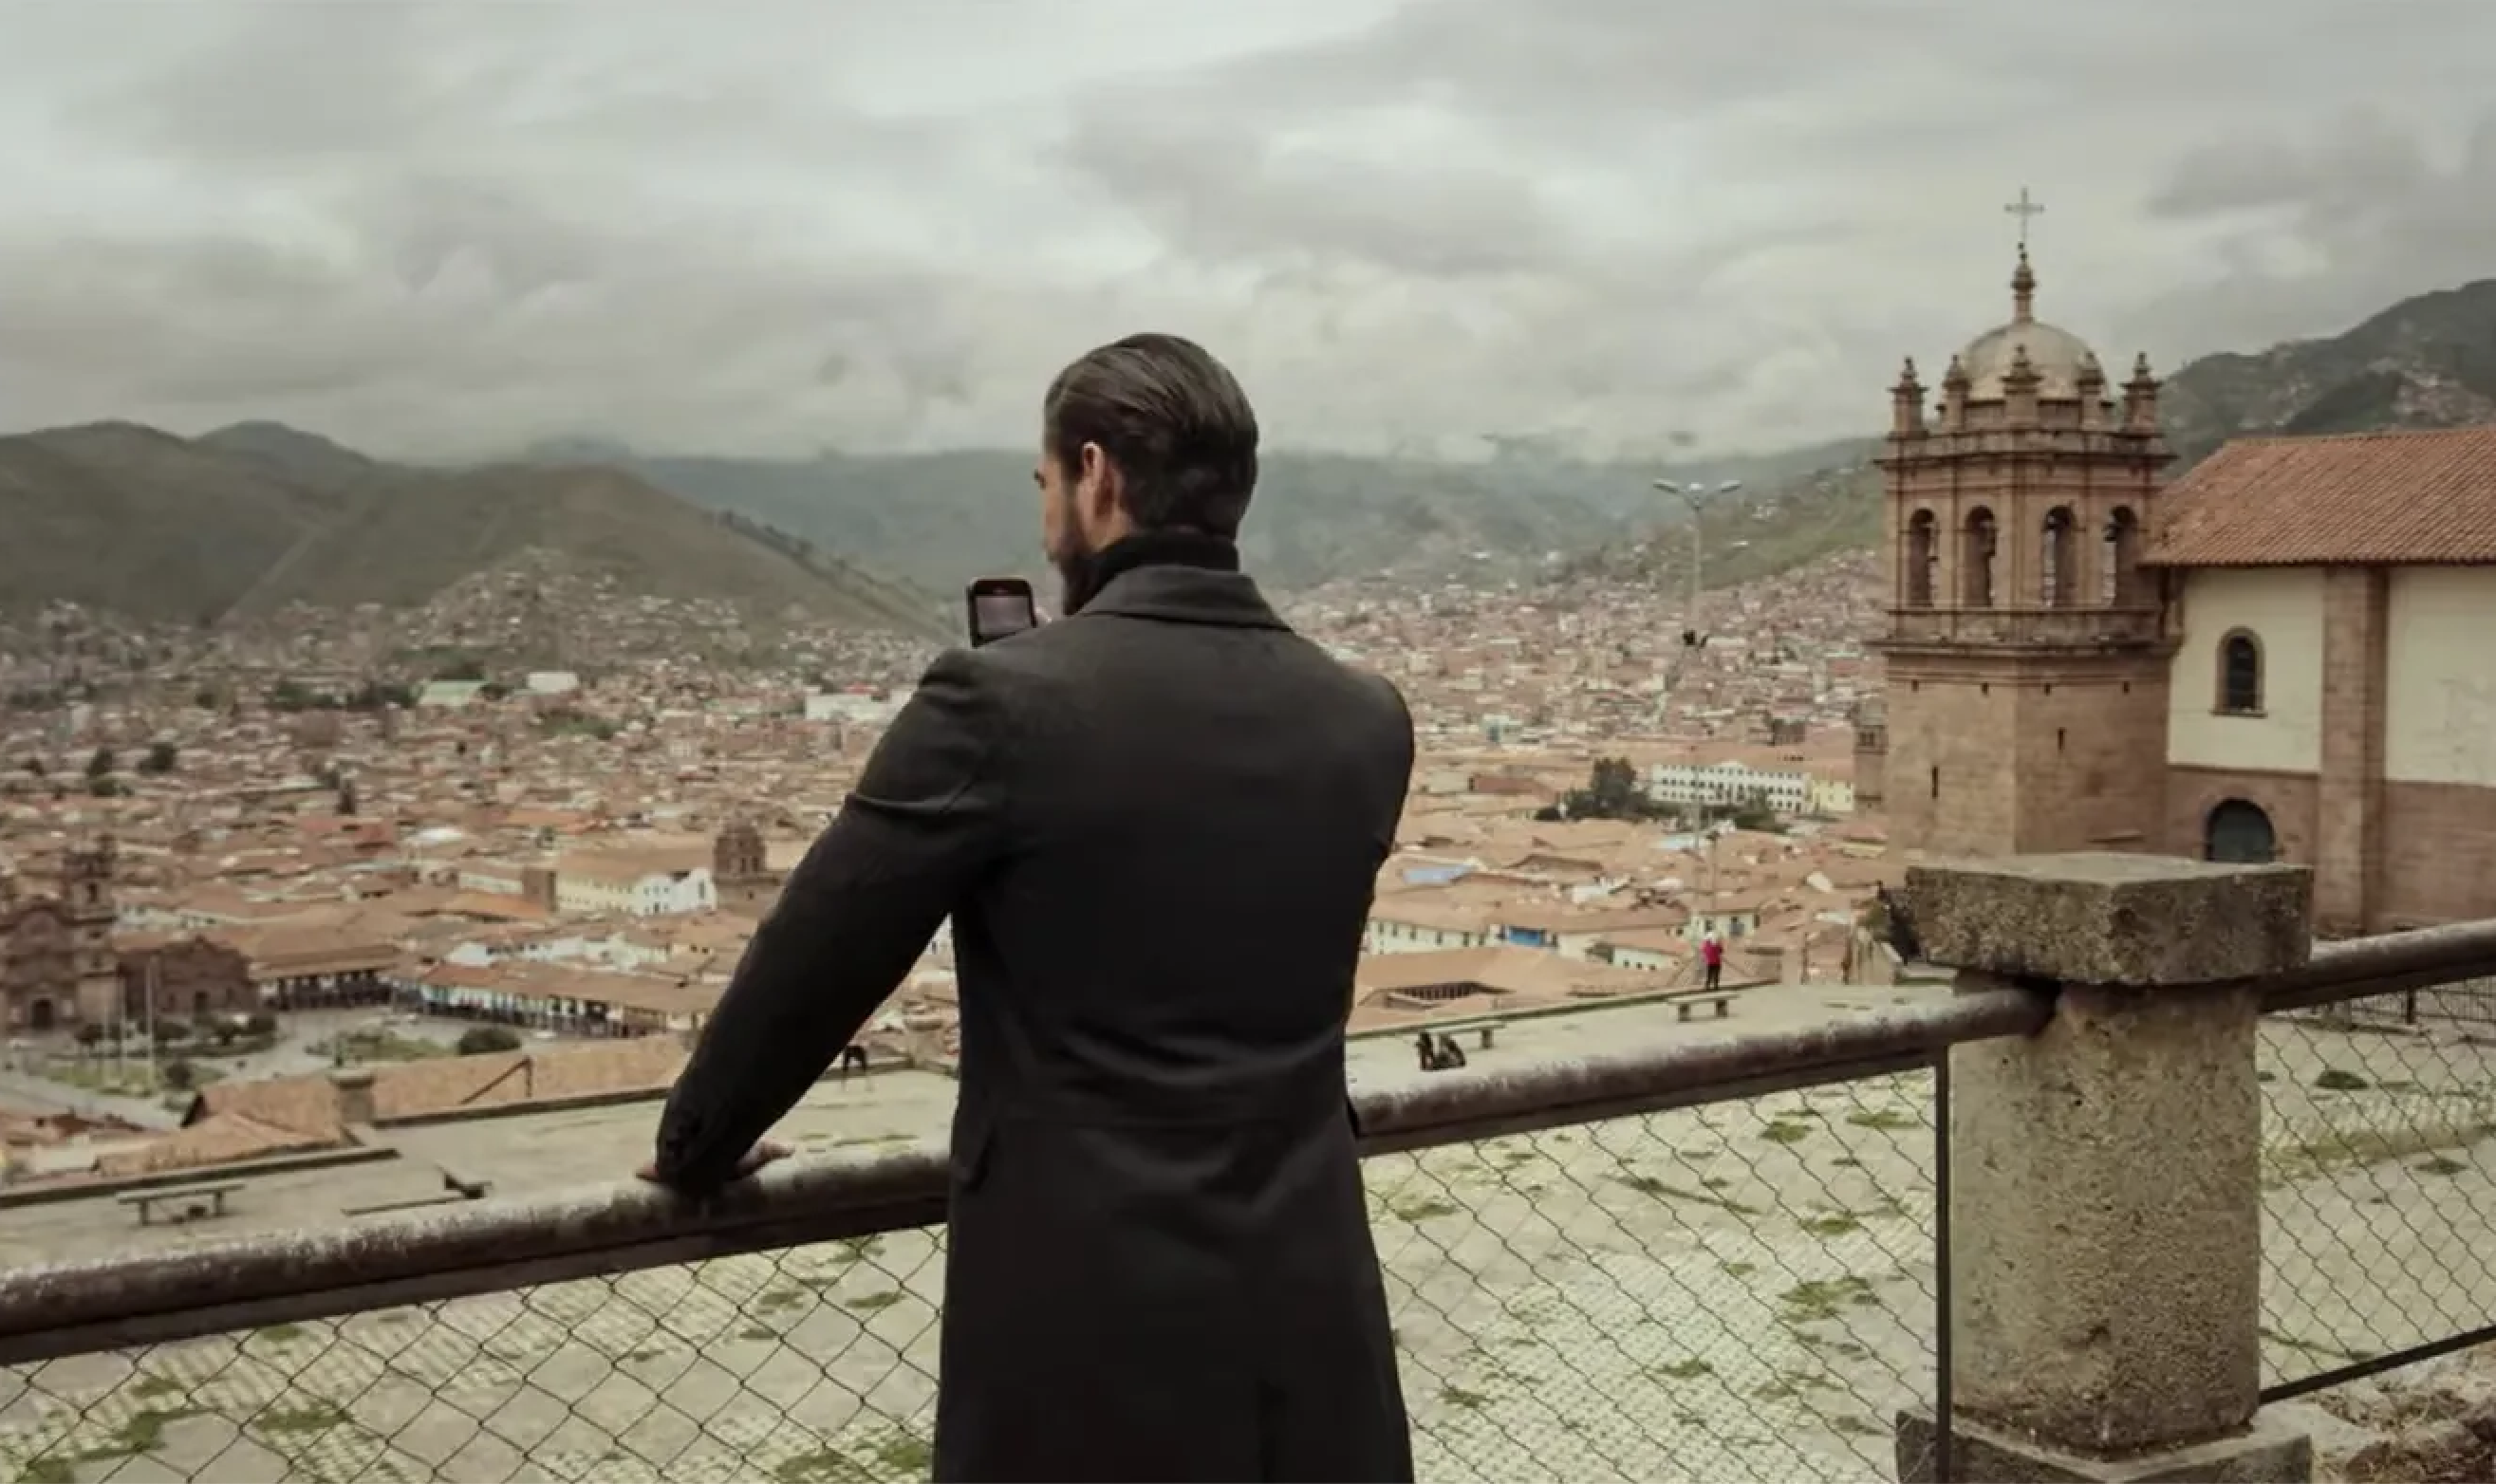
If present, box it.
[965,578,1038,647]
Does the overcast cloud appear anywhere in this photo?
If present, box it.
[0,0,2491,461]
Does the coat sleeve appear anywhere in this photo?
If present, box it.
[651,649,1005,1192]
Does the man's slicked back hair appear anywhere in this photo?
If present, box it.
[1044,333,1259,538]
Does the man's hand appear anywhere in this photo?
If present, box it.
[636,1139,793,1188]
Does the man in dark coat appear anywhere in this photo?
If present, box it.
[646,333,1418,1482]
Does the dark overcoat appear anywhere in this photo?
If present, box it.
[656,550,1418,1482]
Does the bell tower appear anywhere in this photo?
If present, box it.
[1872,210,2175,857]
[58,834,120,1025]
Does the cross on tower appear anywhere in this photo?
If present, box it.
[2003,187,2044,250]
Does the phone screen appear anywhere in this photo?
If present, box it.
[967,584,1037,646]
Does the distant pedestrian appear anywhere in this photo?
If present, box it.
[1415,1030,1443,1072]
[1701,933,1724,992]
[1434,1033,1467,1070]
[837,1044,868,1081]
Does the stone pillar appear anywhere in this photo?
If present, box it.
[1894,852,2316,1484]
[2315,568,2388,935]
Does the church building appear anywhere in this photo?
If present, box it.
[0,837,121,1032]
[1861,249,2496,936]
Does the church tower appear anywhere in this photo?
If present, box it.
[1871,235,2174,856]
[58,834,120,1025]
[712,820,781,914]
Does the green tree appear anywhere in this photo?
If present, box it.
[269,678,317,712]
[139,741,177,774]
[1558,757,1670,823]
[457,1025,523,1056]
[73,1022,104,1056]
[1725,790,1782,833]
[338,779,360,816]
[84,746,114,779]
[161,1059,197,1093]
[434,655,488,682]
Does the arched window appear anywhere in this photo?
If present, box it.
[2205,799,2277,863]
[1904,510,1937,607]
[2217,631,2263,714]
[2041,507,2077,607]
[1962,508,1998,607]
[2103,507,2142,604]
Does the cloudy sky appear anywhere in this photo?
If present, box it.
[1,0,2491,462]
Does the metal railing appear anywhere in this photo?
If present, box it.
[0,992,2045,1484]
[2252,920,2496,1404]
[4,918,2494,1483]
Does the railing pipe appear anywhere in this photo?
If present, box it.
[0,988,2049,1367]
[2258,919,2496,1015]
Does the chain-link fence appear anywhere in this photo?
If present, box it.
[2257,992,2496,1400]
[0,1069,1941,1484]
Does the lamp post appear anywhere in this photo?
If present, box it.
[1651,479,1743,649]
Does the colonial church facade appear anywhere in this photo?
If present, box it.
[0,837,121,1032]
[1858,251,2496,936]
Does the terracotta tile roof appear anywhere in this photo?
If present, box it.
[2147,427,2496,568]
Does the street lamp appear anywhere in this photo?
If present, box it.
[1652,479,1743,647]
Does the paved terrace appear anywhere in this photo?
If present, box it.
[0,979,2492,1481]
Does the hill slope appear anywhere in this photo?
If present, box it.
[0,423,946,635]
[0,422,348,622]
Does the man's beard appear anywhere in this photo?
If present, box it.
[1053,532,1102,616]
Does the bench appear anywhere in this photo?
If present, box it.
[118,1180,243,1227]
[1437,1021,1499,1051]
[1666,991,1734,1023]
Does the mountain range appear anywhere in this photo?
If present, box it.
[2,274,2492,627]
[0,421,952,637]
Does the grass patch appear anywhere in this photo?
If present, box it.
[1721,1260,1758,1278]
[252,1324,307,1346]
[870,1433,933,1475]
[1438,1383,1492,1409]
[737,1326,780,1343]
[2419,1156,2470,1176]
[1608,1174,1762,1215]
[1759,1120,1813,1145]
[1648,1358,1714,1381]
[315,1031,448,1064]
[845,1289,903,1312]
[2313,1067,2370,1092]
[26,1401,215,1473]
[2267,1122,2496,1185]
[128,1375,186,1401]
[1779,1276,1879,1322]
[1844,1108,1918,1131]
[252,1400,351,1437]
[1388,1196,1462,1222]
[1799,1213,1862,1237]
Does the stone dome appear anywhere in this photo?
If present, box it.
[1950,247,2106,401]
[1958,319,2102,400]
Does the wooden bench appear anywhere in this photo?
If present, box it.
[1437,1021,1499,1051]
[1666,991,1734,1023]
[119,1180,243,1227]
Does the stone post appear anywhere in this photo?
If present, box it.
[1895,852,2316,1484]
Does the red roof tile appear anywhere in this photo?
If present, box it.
[2146,426,2496,568]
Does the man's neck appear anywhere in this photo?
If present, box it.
[1064,529,1240,613]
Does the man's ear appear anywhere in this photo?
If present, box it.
[1078,443,1120,529]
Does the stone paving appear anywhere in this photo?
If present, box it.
[0,1015,2491,1483]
